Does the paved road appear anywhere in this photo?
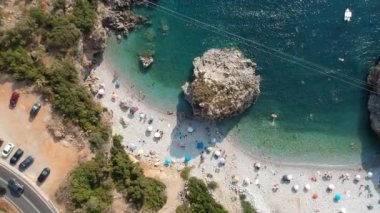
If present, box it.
[0,163,56,213]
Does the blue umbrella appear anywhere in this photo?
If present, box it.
[184,155,191,163]
[196,141,204,149]
[164,158,171,166]
[334,194,341,201]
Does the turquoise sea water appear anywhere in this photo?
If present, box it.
[104,0,380,164]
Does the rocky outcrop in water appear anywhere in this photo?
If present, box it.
[367,58,380,136]
[100,0,148,37]
[182,48,261,121]
[139,55,154,68]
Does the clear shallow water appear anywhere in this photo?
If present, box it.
[104,0,380,164]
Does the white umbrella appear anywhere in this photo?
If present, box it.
[219,158,226,164]
[154,132,161,138]
[147,126,153,132]
[293,184,299,192]
[207,147,213,152]
[304,184,311,191]
[214,151,221,157]
[254,163,261,169]
[328,184,335,190]
[287,175,293,181]
[140,113,145,118]
[367,172,373,179]
[98,88,105,95]
[243,178,251,185]
[211,138,217,143]
[137,149,144,155]
[187,126,194,133]
[254,179,259,185]
[339,207,346,213]
[354,174,361,181]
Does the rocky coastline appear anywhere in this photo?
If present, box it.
[367,58,380,136]
[182,48,261,121]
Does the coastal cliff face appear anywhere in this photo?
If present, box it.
[182,48,261,121]
[367,59,380,136]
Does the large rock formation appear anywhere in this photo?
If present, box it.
[182,48,261,120]
[367,58,380,136]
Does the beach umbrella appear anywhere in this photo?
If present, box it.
[137,149,144,155]
[147,126,153,132]
[339,207,346,213]
[130,143,137,151]
[354,174,361,181]
[254,163,261,170]
[196,141,204,149]
[214,151,221,157]
[207,147,213,152]
[328,184,335,191]
[148,116,154,124]
[243,178,251,185]
[312,193,318,199]
[154,132,161,138]
[99,83,106,88]
[164,158,171,166]
[334,194,342,201]
[304,184,311,191]
[286,175,293,181]
[232,175,239,183]
[293,184,299,192]
[254,179,259,185]
[184,155,191,163]
[367,172,373,179]
[219,157,226,165]
[211,138,217,143]
[111,92,117,99]
[187,126,194,133]
[130,107,139,114]
[140,113,145,118]
[98,88,105,95]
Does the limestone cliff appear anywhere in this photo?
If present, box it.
[367,58,380,136]
[182,48,261,120]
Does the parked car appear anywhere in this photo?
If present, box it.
[37,168,51,183]
[2,143,15,158]
[30,102,41,118]
[10,148,24,165]
[19,156,34,170]
[8,179,24,194]
[9,91,20,107]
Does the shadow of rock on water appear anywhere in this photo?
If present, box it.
[359,61,380,198]
[168,91,253,162]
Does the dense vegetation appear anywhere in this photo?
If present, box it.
[0,6,109,148]
[176,177,227,213]
[110,135,167,211]
[68,154,112,212]
[0,2,167,212]
[239,194,257,213]
[180,166,191,180]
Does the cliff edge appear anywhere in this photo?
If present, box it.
[182,48,261,121]
[367,58,380,136]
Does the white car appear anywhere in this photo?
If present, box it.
[2,143,15,158]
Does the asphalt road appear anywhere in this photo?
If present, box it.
[0,163,56,213]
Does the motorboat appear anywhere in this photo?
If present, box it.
[344,8,352,22]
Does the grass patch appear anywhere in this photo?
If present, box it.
[207,181,218,190]
[180,167,192,180]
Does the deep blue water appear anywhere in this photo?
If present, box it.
[104,0,380,164]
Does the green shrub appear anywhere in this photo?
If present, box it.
[110,135,167,211]
[70,0,97,35]
[176,177,227,213]
[240,194,257,213]
[180,167,191,180]
[69,154,112,212]
[207,181,218,190]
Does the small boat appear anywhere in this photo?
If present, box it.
[344,8,352,22]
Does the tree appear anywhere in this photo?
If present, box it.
[70,0,97,35]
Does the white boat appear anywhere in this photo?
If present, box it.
[344,8,352,22]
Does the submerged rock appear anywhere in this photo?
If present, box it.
[139,55,154,68]
[367,59,380,136]
[182,48,261,121]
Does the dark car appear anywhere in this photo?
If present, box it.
[19,156,34,170]
[37,168,51,183]
[8,179,24,194]
[9,91,20,107]
[10,148,24,165]
[30,102,41,118]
